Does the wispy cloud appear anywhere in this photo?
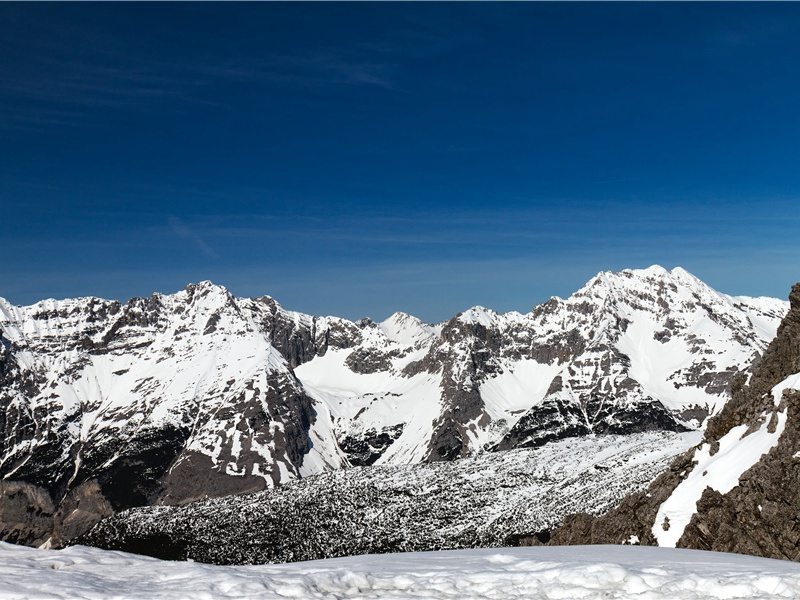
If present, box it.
[187,52,397,91]
[1,47,397,133]
[167,216,219,260]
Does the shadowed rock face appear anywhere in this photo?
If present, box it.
[546,283,800,561]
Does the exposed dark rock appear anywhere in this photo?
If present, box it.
[345,347,407,374]
[494,399,590,450]
[339,424,405,466]
[495,396,686,452]
[0,481,55,547]
[247,296,319,368]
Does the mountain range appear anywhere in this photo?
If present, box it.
[0,266,787,549]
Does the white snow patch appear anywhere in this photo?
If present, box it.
[3,543,800,599]
[772,371,800,406]
[479,359,562,417]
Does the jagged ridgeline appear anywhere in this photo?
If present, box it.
[548,282,800,561]
[0,266,788,549]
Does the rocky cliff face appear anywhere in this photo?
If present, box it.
[0,267,787,548]
[548,283,800,561]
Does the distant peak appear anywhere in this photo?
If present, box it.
[669,266,699,282]
[574,265,711,302]
[641,264,670,276]
[457,306,498,327]
[378,311,437,345]
[385,311,417,323]
[183,280,231,295]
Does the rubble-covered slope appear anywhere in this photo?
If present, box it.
[77,430,699,564]
[549,282,800,561]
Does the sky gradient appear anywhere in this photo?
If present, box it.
[2,3,799,322]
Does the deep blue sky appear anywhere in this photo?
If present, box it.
[2,3,799,322]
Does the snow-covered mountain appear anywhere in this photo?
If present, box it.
[0,266,787,547]
[298,265,785,464]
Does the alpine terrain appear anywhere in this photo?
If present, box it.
[0,266,787,551]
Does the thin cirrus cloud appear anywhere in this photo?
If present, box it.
[2,52,396,105]
[167,216,220,260]
[0,51,397,135]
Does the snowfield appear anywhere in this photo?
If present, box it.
[3,543,800,599]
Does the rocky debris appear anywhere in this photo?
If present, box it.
[76,431,695,565]
[547,283,800,561]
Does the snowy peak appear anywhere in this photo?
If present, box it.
[575,266,706,303]
[378,312,439,347]
[456,306,500,328]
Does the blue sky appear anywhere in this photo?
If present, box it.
[2,3,799,322]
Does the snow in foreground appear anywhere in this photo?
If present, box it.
[3,542,800,599]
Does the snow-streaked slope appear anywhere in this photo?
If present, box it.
[567,265,785,417]
[0,283,341,492]
[653,367,800,548]
[4,542,800,600]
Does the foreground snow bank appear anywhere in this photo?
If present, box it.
[3,542,800,599]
